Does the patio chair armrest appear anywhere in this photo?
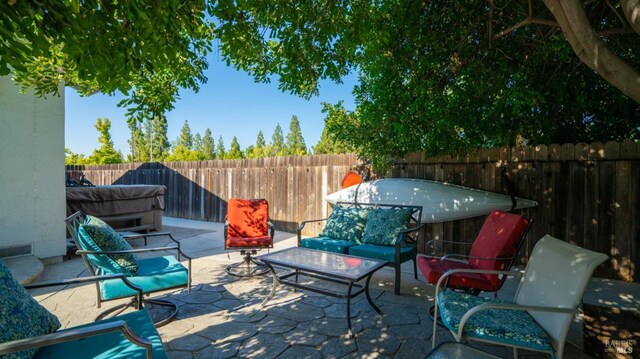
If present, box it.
[24,273,145,308]
[440,254,515,263]
[458,302,578,339]
[434,268,524,294]
[297,218,329,245]
[77,246,180,255]
[424,238,472,255]
[24,274,126,289]
[0,320,152,359]
[397,224,425,245]
[120,231,180,246]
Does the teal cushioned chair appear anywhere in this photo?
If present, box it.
[432,235,608,359]
[0,267,166,359]
[65,211,192,327]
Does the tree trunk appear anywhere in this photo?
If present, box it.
[543,0,640,103]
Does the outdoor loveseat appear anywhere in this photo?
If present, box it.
[298,202,424,295]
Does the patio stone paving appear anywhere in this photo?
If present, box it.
[26,217,598,358]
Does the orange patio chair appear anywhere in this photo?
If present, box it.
[224,198,274,277]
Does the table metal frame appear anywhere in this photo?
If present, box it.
[259,248,387,337]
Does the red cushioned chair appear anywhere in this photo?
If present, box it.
[417,209,532,295]
[224,198,274,277]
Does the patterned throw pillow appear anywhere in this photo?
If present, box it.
[81,215,139,275]
[319,207,370,243]
[362,208,414,246]
[0,258,61,359]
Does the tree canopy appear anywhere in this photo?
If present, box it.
[5,0,639,168]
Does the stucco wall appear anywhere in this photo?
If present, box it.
[0,76,65,262]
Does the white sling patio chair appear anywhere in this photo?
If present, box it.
[432,234,608,358]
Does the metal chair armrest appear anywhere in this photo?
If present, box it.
[120,231,180,246]
[297,218,329,245]
[440,254,515,263]
[0,320,152,359]
[397,224,425,245]
[77,246,180,255]
[458,302,578,339]
[434,268,524,294]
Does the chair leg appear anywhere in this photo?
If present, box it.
[395,263,401,295]
[413,258,418,279]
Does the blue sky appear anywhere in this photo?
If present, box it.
[65,59,358,156]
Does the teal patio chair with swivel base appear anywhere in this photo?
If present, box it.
[0,258,167,359]
[65,211,192,327]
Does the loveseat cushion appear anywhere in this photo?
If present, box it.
[0,258,61,359]
[301,237,358,254]
[320,207,370,243]
[437,290,552,353]
[80,215,139,275]
[348,244,417,264]
[362,208,413,246]
[33,308,167,359]
[99,256,188,301]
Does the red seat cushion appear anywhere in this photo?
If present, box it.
[417,256,500,292]
[226,235,272,248]
[226,198,272,249]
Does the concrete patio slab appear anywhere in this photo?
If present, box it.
[25,216,638,358]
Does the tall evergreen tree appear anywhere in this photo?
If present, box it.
[248,131,266,158]
[216,136,226,160]
[269,124,285,157]
[226,136,245,159]
[89,118,124,164]
[193,133,203,153]
[177,120,194,148]
[150,115,170,162]
[127,118,148,162]
[167,119,199,161]
[285,115,307,156]
[201,129,216,160]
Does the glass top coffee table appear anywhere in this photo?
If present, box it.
[258,247,387,337]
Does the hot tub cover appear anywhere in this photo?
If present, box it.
[66,185,165,217]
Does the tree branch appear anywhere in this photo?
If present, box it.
[543,0,640,103]
[621,0,640,35]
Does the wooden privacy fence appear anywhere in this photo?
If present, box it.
[66,141,640,282]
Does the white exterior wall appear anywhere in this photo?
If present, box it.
[0,76,66,261]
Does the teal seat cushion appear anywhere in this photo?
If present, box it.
[348,244,416,264]
[80,215,139,275]
[300,237,357,254]
[0,258,61,359]
[34,308,167,359]
[362,208,413,246]
[319,207,370,243]
[437,290,553,353]
[100,256,188,301]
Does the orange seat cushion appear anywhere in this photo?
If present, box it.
[226,198,272,249]
[226,235,272,248]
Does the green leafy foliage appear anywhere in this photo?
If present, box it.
[314,102,355,155]
[2,1,212,120]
